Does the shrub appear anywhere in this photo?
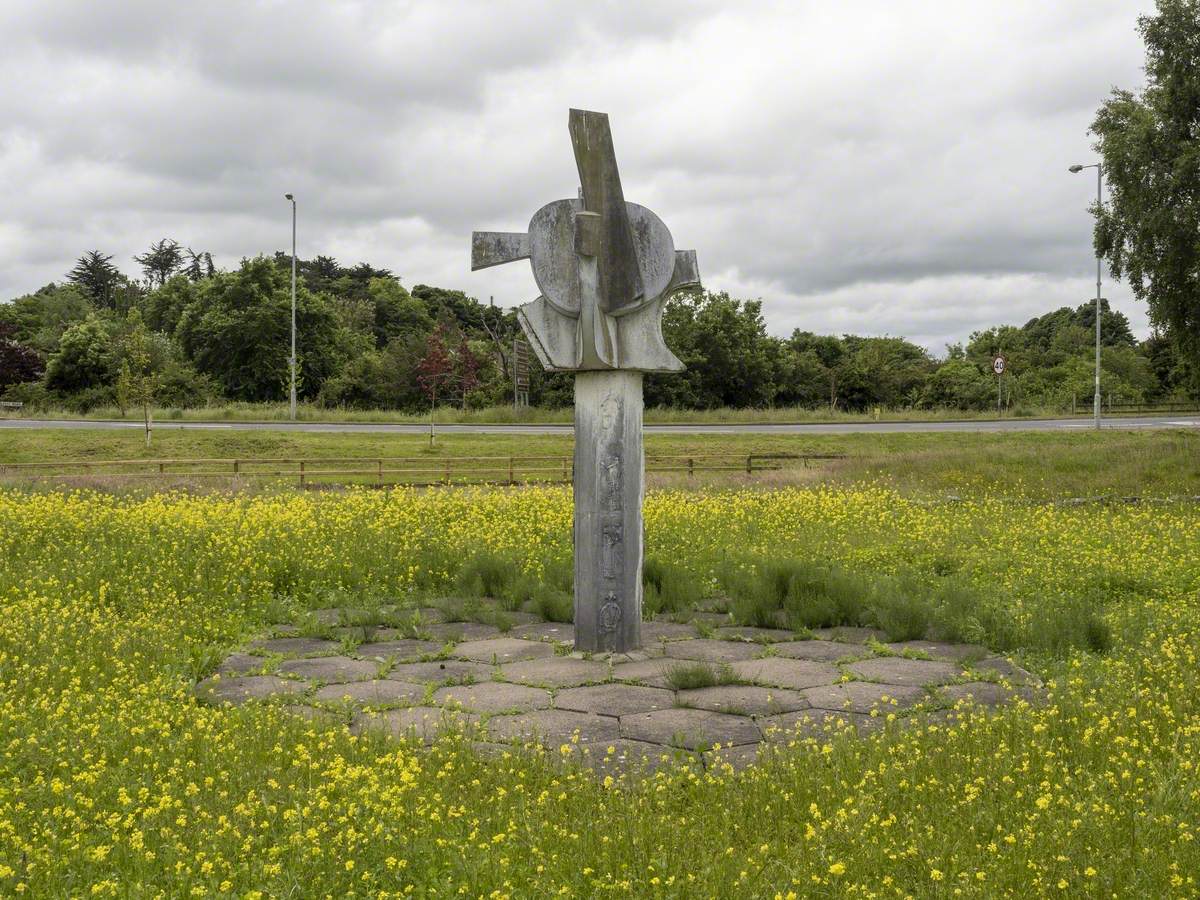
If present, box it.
[665,661,737,690]
[869,575,933,641]
[454,552,519,600]
[643,557,704,617]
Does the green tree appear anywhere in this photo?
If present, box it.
[1091,1,1200,367]
[0,283,92,354]
[66,251,124,309]
[115,310,160,446]
[367,277,433,347]
[177,256,342,402]
[134,239,185,289]
[646,290,778,408]
[45,315,115,393]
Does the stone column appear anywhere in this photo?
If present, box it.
[573,370,643,652]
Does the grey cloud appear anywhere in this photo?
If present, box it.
[0,0,1157,353]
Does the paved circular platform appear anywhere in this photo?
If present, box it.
[197,605,1041,772]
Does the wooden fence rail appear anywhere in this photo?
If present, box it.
[0,452,843,487]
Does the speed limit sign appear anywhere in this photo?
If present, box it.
[992,356,1006,376]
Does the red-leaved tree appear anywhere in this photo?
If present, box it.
[0,323,44,391]
[415,324,455,444]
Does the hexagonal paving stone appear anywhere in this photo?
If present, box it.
[486,709,621,746]
[425,622,501,642]
[310,607,359,625]
[276,656,379,683]
[353,706,479,743]
[354,639,442,661]
[685,612,732,627]
[760,708,881,742]
[313,679,425,706]
[663,639,762,663]
[703,743,764,772]
[713,626,794,643]
[620,707,762,749]
[577,739,688,776]
[250,637,341,656]
[499,657,608,688]
[498,611,543,627]
[384,659,494,685]
[730,657,839,690]
[196,675,309,705]
[216,652,267,676]
[938,681,1024,708]
[452,637,555,664]
[803,681,926,714]
[972,656,1042,686]
[884,640,988,662]
[846,657,960,687]
[509,622,575,643]
[555,683,674,717]
[433,681,551,714]
[773,640,863,662]
[640,621,699,642]
[610,658,676,688]
[811,626,888,644]
[677,685,809,717]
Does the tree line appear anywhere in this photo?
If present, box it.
[0,242,1195,418]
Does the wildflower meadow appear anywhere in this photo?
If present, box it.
[1,485,1198,896]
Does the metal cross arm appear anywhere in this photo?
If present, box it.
[469,108,700,373]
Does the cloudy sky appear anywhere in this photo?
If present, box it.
[0,0,1157,353]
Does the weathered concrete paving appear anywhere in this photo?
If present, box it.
[197,604,1043,772]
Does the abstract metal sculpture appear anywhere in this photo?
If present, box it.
[472,109,700,652]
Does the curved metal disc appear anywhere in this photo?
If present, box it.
[528,199,675,316]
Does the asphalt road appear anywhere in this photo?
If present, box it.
[1,415,1198,435]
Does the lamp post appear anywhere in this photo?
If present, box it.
[1068,163,1103,430]
[284,193,297,420]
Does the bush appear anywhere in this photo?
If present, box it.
[454,552,520,601]
[643,557,704,617]
[0,380,52,410]
[869,575,933,641]
[665,661,737,690]
[722,558,870,631]
[60,384,118,414]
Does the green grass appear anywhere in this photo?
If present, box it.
[14,398,1188,425]
[2,426,1200,498]
[664,661,740,690]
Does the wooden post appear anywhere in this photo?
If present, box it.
[746,455,753,474]
[508,456,514,484]
[688,457,694,477]
[299,461,305,488]
[377,459,383,487]
[233,460,240,475]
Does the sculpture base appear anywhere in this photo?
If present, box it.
[573,370,644,652]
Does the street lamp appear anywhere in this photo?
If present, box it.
[284,193,297,420]
[1068,163,1103,430]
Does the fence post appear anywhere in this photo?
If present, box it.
[233,460,239,475]
[508,456,514,484]
[158,462,164,474]
[444,460,451,484]
[746,455,753,474]
[688,457,694,477]
[299,461,305,488]
[377,459,383,487]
